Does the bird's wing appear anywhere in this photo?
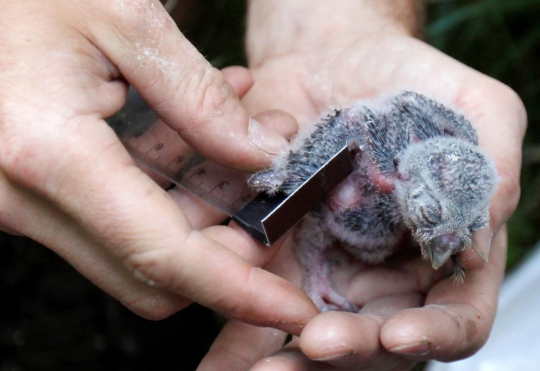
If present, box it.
[391,91,479,145]
[249,110,352,194]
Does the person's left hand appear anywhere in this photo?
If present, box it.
[196,19,525,371]
[0,0,317,334]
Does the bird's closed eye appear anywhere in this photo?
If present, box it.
[419,205,440,226]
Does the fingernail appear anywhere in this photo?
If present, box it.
[471,225,493,263]
[249,118,288,155]
[390,341,431,356]
[312,350,353,362]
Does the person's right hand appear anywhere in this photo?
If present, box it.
[0,0,318,334]
[197,0,526,369]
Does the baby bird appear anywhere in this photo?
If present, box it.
[249,92,498,311]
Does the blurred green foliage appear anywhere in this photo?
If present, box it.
[177,0,248,68]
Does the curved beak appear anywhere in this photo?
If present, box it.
[427,234,461,270]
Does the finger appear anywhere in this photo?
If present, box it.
[253,110,299,140]
[160,69,296,230]
[250,348,315,371]
[359,293,425,318]
[0,224,23,236]
[342,265,433,307]
[167,187,228,229]
[249,332,414,371]
[263,233,305,288]
[381,227,507,361]
[298,312,415,370]
[197,320,287,371]
[221,66,255,99]
[86,0,288,170]
[120,65,254,190]
[202,222,285,267]
[323,246,444,307]
[138,65,256,228]
[0,170,190,319]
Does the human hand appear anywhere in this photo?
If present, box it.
[0,0,318,333]
[197,0,526,369]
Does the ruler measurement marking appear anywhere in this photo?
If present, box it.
[144,147,155,156]
[208,195,218,205]
[232,194,248,205]
[129,144,201,195]
[209,181,228,194]
[111,93,260,219]
[166,156,185,168]
[125,141,252,217]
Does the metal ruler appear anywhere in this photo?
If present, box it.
[107,88,353,245]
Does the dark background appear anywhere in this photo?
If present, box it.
[2,0,540,370]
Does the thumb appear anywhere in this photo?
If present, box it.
[83,0,286,171]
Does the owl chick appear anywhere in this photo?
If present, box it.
[249,92,498,311]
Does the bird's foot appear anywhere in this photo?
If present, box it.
[304,275,358,313]
[248,169,288,194]
[451,256,466,284]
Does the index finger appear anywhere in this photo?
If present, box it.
[85,0,287,171]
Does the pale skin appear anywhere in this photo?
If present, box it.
[0,0,319,335]
[197,0,526,370]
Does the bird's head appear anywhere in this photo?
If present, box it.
[394,137,498,271]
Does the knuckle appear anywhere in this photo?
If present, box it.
[493,82,527,124]
[0,168,23,233]
[122,292,183,321]
[183,65,236,124]
[500,166,521,199]
[124,248,178,292]
[482,81,527,135]
[0,99,70,189]
[153,62,236,134]
[494,167,521,222]
[0,130,46,186]
[100,0,172,37]
[147,63,237,134]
